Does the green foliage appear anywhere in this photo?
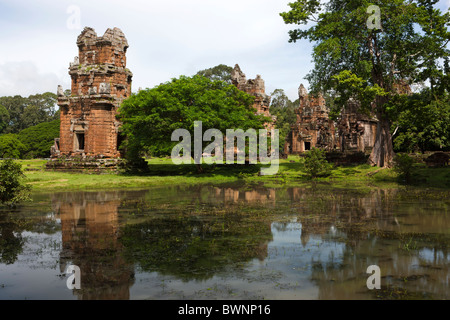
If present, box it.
[0,105,10,134]
[0,120,60,160]
[18,119,60,158]
[280,0,450,166]
[330,70,388,117]
[269,89,297,153]
[0,92,58,134]
[0,159,31,206]
[270,89,296,110]
[391,90,450,153]
[280,0,450,93]
[393,153,415,183]
[0,134,26,159]
[196,64,234,83]
[118,75,268,168]
[0,92,60,159]
[303,148,333,178]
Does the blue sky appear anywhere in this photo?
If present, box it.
[0,0,449,101]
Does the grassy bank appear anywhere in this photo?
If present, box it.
[18,156,450,192]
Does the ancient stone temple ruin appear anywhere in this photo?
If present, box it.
[287,84,336,154]
[337,99,378,154]
[51,27,132,162]
[231,64,276,130]
[286,84,378,155]
[326,80,409,155]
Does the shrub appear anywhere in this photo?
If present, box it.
[18,119,60,158]
[393,153,415,183]
[0,134,26,159]
[0,159,32,206]
[303,148,333,178]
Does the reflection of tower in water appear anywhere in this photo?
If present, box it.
[53,192,134,300]
[215,187,276,206]
[287,187,400,247]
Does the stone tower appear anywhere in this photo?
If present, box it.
[287,84,336,154]
[231,64,276,129]
[54,27,132,159]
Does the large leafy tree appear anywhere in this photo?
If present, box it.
[270,89,297,110]
[0,92,58,133]
[27,92,59,119]
[0,134,26,159]
[390,89,450,152]
[281,0,450,167]
[0,159,31,206]
[196,64,234,83]
[0,105,10,134]
[118,75,268,169]
[0,95,28,134]
[269,89,297,153]
[18,119,60,159]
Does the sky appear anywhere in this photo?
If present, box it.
[0,0,449,102]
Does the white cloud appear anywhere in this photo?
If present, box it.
[0,61,68,97]
[0,0,312,100]
[1,0,448,102]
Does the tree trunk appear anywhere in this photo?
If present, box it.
[369,115,395,167]
[196,163,204,173]
[368,35,395,168]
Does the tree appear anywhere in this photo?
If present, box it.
[196,64,234,83]
[270,89,295,110]
[27,92,58,119]
[393,153,415,183]
[303,147,333,178]
[20,104,46,129]
[269,89,297,153]
[0,92,58,133]
[390,89,450,152]
[118,75,269,171]
[0,95,28,133]
[18,119,60,158]
[0,134,26,159]
[0,105,10,134]
[280,0,450,167]
[0,159,31,206]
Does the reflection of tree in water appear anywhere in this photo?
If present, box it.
[119,213,272,281]
[287,187,399,246]
[45,185,449,299]
[309,234,449,300]
[52,186,275,296]
[0,212,25,264]
[285,186,449,300]
[53,191,136,300]
[0,204,60,265]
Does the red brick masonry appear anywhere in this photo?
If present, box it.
[53,27,132,159]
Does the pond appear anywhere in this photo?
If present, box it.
[0,183,448,300]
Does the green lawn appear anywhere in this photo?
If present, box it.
[16,156,450,192]
[20,159,235,192]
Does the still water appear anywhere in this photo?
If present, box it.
[0,183,448,300]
